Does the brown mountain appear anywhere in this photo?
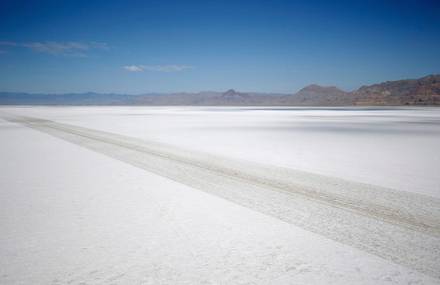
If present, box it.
[352,74,440,105]
[283,74,440,106]
[1,74,439,106]
[221,89,246,98]
[284,84,350,106]
[211,89,251,104]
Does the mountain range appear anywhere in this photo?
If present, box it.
[1,74,439,106]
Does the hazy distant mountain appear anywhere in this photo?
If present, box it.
[284,84,350,106]
[1,74,439,106]
[0,92,134,105]
[134,91,219,105]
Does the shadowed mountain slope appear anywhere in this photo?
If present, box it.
[353,75,440,105]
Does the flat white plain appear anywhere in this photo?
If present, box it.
[1,106,439,284]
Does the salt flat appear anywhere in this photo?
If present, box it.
[1,106,440,284]
[4,106,439,196]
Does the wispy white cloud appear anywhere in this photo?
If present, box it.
[123,64,193,72]
[22,42,89,56]
[0,41,108,56]
[123,65,144,72]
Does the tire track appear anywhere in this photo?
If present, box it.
[4,115,440,278]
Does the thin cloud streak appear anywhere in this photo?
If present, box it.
[123,64,193,72]
[123,65,144,72]
[0,41,108,56]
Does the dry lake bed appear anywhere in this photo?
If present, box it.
[1,106,440,284]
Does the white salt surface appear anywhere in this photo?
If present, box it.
[1,106,439,284]
[4,106,439,197]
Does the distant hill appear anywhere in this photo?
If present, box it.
[352,75,440,105]
[0,92,134,105]
[282,84,350,106]
[1,74,439,106]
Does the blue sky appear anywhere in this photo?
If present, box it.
[0,0,439,94]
